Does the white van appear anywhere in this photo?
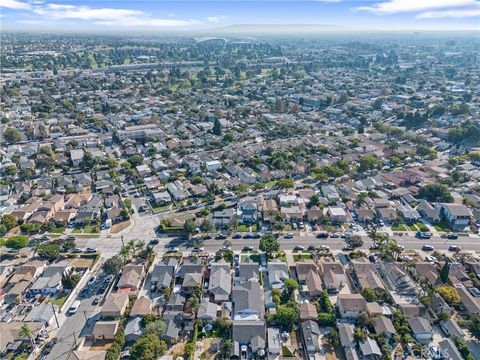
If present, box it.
[68,300,81,315]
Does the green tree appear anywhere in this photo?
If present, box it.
[276,178,294,190]
[468,315,480,340]
[62,269,81,289]
[358,155,383,172]
[2,214,17,230]
[143,320,167,339]
[418,184,453,203]
[362,288,378,302]
[130,334,167,360]
[183,219,196,239]
[213,118,222,136]
[5,235,29,249]
[37,243,60,260]
[200,219,214,233]
[3,127,22,144]
[259,233,279,257]
[324,329,340,347]
[20,222,40,234]
[283,278,299,299]
[103,255,124,275]
[435,285,461,305]
[346,234,364,249]
[275,304,299,330]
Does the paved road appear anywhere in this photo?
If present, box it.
[76,228,480,257]
[46,296,100,360]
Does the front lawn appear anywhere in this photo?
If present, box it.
[236,224,258,232]
[50,226,65,234]
[293,254,313,261]
[415,222,429,232]
[433,222,452,232]
[52,294,68,307]
[391,223,408,231]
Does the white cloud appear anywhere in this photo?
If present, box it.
[355,0,478,15]
[3,2,199,28]
[418,7,480,18]
[206,15,228,23]
[0,0,31,10]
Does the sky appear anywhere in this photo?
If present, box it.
[0,0,479,32]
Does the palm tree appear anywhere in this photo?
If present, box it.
[134,240,144,257]
[186,295,200,314]
[20,324,34,346]
[119,245,131,262]
[127,240,136,258]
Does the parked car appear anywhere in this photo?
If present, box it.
[422,244,434,251]
[285,233,294,239]
[330,233,340,238]
[448,245,460,252]
[242,246,253,251]
[215,234,227,240]
[68,300,81,315]
[447,233,458,240]
[220,245,231,251]
[342,245,354,251]
[294,245,305,251]
[232,234,242,239]
[192,247,204,252]
[92,296,101,305]
[85,247,97,253]
[316,232,329,238]
[320,245,330,250]
[88,276,97,286]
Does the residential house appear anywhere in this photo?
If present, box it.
[232,279,264,320]
[337,294,367,319]
[0,322,45,356]
[417,200,441,223]
[438,338,463,360]
[232,320,266,358]
[267,327,281,357]
[197,297,218,320]
[267,262,289,289]
[407,317,433,344]
[209,263,232,302]
[440,319,464,339]
[130,297,152,318]
[117,264,144,291]
[151,258,176,291]
[359,337,382,360]
[125,317,142,342]
[327,206,347,223]
[299,302,318,322]
[300,320,321,355]
[101,293,129,319]
[440,203,472,231]
[338,323,355,348]
[454,284,480,314]
[319,260,346,293]
[91,320,120,342]
[397,204,421,224]
[237,200,258,225]
[374,316,397,339]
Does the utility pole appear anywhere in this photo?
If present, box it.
[51,302,60,329]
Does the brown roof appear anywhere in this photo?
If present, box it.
[92,320,120,337]
[296,260,317,282]
[338,294,367,312]
[130,297,152,317]
[299,302,318,320]
[305,270,323,296]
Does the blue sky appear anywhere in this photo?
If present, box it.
[1,0,479,31]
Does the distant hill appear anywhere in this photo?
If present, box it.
[208,23,350,35]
